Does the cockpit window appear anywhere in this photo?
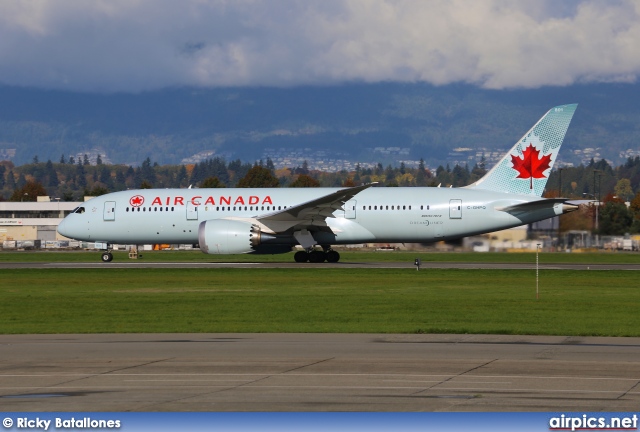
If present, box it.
[73,207,86,214]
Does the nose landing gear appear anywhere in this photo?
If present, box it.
[101,251,113,262]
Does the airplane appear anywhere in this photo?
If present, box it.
[57,103,578,263]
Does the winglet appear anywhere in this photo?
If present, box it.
[465,104,577,196]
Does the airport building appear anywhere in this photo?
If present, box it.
[0,197,79,248]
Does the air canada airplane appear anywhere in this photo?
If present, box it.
[58,104,578,263]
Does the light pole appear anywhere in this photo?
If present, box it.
[593,170,602,246]
[536,244,541,300]
[54,197,61,218]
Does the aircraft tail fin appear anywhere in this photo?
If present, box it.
[465,104,577,196]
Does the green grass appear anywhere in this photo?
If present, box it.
[1,249,639,264]
[1,268,639,336]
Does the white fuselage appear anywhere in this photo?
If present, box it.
[57,187,560,247]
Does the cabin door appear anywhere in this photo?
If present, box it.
[103,201,116,221]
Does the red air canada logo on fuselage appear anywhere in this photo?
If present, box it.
[129,195,145,207]
[137,195,274,206]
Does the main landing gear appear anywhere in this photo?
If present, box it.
[294,246,340,263]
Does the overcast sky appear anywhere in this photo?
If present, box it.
[1,0,639,93]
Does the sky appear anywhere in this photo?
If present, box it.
[0,0,639,93]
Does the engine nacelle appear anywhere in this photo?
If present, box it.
[198,219,262,255]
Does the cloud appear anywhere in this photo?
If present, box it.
[0,0,639,92]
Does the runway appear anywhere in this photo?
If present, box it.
[2,261,640,270]
[1,333,640,411]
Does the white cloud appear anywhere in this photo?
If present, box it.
[0,0,638,92]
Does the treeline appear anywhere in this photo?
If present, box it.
[2,154,640,235]
[0,154,456,201]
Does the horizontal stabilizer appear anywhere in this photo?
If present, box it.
[496,198,578,214]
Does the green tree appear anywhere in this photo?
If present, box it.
[86,185,109,197]
[237,165,279,188]
[200,177,225,188]
[290,174,320,188]
[614,179,634,202]
[599,201,633,235]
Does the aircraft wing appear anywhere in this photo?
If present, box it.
[253,183,374,233]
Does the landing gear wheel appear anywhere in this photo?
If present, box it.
[294,251,309,263]
[101,252,113,262]
[308,250,326,263]
[326,250,340,263]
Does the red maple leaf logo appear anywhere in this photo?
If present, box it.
[511,143,552,189]
[130,195,144,207]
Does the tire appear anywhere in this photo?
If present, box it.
[308,251,326,263]
[294,251,309,263]
[101,252,113,262]
[326,250,340,263]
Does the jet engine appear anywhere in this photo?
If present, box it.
[198,219,268,254]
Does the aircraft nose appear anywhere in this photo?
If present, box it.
[57,218,69,238]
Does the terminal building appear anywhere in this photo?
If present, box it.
[0,197,79,248]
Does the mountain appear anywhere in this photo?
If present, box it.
[1,83,639,168]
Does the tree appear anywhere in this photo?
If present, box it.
[10,181,47,201]
[614,179,634,202]
[343,178,356,187]
[631,191,640,220]
[86,185,109,196]
[599,201,633,235]
[290,174,320,188]
[200,177,225,188]
[265,158,275,173]
[140,180,153,189]
[237,165,279,188]
[83,154,90,165]
[60,154,66,164]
